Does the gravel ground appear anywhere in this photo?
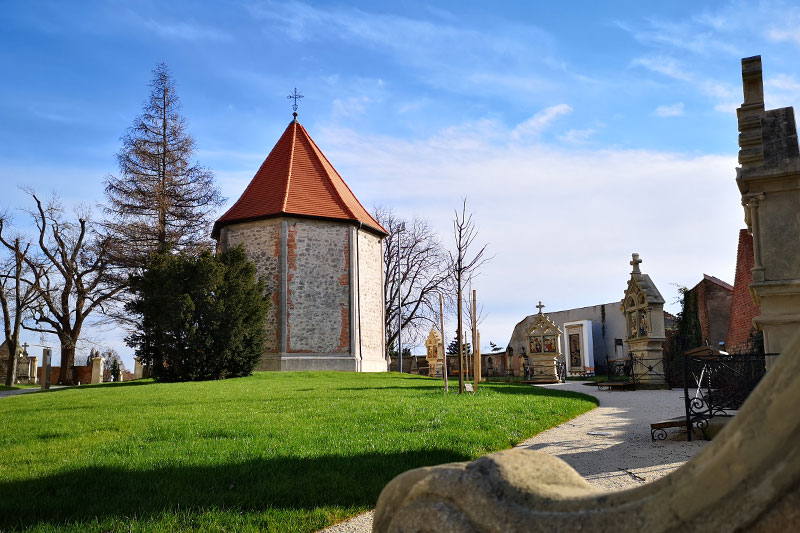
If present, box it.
[515,381,708,490]
[0,385,67,399]
[322,381,708,532]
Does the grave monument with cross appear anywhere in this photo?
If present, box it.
[620,253,667,385]
[524,301,563,383]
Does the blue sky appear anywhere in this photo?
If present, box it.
[3,1,800,367]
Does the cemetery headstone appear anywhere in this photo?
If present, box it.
[620,254,667,386]
[525,302,562,383]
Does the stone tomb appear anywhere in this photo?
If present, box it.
[563,320,594,376]
[424,328,444,377]
[525,302,562,383]
[0,341,34,384]
[620,253,667,385]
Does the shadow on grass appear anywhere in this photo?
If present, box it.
[0,449,469,530]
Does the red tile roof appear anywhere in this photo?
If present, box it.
[212,118,387,238]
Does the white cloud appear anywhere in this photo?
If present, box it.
[315,120,742,349]
[630,56,692,82]
[763,73,800,109]
[131,14,232,42]
[331,96,374,119]
[247,1,573,100]
[558,128,596,143]
[616,17,741,57]
[653,102,685,117]
[511,104,572,139]
[767,73,800,92]
[632,56,738,113]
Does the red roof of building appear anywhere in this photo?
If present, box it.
[212,118,387,238]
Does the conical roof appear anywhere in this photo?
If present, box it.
[212,118,387,238]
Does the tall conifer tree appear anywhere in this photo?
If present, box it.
[104,63,224,266]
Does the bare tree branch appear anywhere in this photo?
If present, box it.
[0,215,41,386]
[10,191,126,384]
[376,206,450,358]
[449,198,491,393]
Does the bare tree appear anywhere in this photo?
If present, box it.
[0,219,40,386]
[100,348,125,381]
[104,62,224,266]
[17,193,125,384]
[376,206,450,357]
[450,199,490,393]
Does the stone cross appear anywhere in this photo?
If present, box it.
[536,301,545,314]
[630,253,642,274]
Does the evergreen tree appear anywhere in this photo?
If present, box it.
[126,246,269,381]
[446,335,471,356]
[104,63,224,267]
[664,286,703,386]
[110,358,120,382]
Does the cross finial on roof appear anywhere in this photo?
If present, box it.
[536,301,545,314]
[630,253,642,274]
[287,87,304,117]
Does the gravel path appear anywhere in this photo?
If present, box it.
[515,381,707,491]
[322,381,708,532]
[0,387,49,399]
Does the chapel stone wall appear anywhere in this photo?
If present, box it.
[218,219,281,356]
[287,219,350,354]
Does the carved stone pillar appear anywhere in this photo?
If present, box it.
[735,56,800,359]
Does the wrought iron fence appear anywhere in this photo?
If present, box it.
[602,354,667,390]
[682,352,778,441]
[631,354,668,385]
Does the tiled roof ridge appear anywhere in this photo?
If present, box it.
[219,125,291,223]
[298,122,364,223]
[281,120,297,213]
[212,118,387,238]
[296,123,358,221]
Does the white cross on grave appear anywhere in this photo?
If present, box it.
[630,253,642,274]
[536,301,545,314]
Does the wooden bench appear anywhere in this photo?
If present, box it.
[596,380,635,391]
[650,417,688,440]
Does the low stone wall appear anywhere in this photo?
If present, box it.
[37,366,92,384]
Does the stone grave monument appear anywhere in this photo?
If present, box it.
[424,328,444,377]
[525,302,562,383]
[620,253,667,386]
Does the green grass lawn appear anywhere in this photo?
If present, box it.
[0,372,597,532]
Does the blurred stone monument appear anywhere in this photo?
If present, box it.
[620,253,666,386]
[525,302,562,383]
[91,353,104,384]
[424,328,443,377]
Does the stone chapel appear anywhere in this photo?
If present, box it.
[212,113,388,372]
